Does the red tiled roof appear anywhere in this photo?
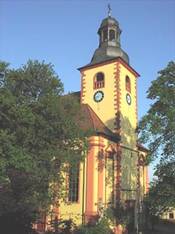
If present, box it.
[78,104,119,142]
[63,91,119,142]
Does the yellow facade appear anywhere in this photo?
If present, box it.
[81,62,117,131]
[119,63,137,148]
[51,136,119,226]
[58,161,86,225]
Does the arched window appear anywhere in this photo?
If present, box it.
[139,154,145,166]
[103,29,108,42]
[125,75,131,93]
[169,213,174,219]
[109,29,115,41]
[94,72,105,89]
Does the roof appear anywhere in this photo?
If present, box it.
[64,92,119,142]
[90,47,129,66]
[78,57,140,78]
[137,143,149,153]
[100,16,119,28]
[79,104,119,142]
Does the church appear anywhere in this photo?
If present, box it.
[37,8,149,233]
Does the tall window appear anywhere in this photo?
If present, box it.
[94,72,105,89]
[109,29,115,41]
[125,75,131,93]
[169,213,174,219]
[68,163,79,202]
[103,29,108,42]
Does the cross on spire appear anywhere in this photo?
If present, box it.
[108,4,112,17]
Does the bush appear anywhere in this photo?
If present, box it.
[75,217,113,234]
[45,218,76,234]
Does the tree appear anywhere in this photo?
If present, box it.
[139,61,175,216]
[0,60,87,234]
[139,61,175,162]
[145,161,175,217]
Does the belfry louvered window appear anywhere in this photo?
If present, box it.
[94,72,105,89]
[109,29,115,41]
[125,75,131,93]
[103,29,108,42]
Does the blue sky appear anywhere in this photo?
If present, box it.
[1,0,175,179]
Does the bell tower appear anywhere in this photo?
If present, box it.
[79,8,139,149]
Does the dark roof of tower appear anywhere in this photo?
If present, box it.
[100,16,119,28]
[90,47,129,65]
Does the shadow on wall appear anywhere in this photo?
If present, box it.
[105,111,141,199]
[103,113,145,230]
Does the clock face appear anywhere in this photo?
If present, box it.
[94,91,104,102]
[126,93,131,105]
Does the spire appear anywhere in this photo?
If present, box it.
[108,4,112,17]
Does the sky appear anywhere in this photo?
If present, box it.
[0,0,175,179]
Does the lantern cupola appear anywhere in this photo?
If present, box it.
[90,5,129,65]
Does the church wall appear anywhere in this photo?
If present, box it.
[58,161,86,225]
[119,63,138,149]
[85,136,99,216]
[57,136,110,225]
[97,137,107,209]
[105,152,115,206]
[81,62,117,131]
[120,147,138,201]
[85,136,109,221]
[47,140,149,230]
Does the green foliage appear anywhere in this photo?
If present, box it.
[139,61,175,162]
[0,60,87,233]
[45,218,76,234]
[75,217,113,234]
[105,202,133,230]
[145,161,175,216]
[75,203,134,234]
[139,61,175,217]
